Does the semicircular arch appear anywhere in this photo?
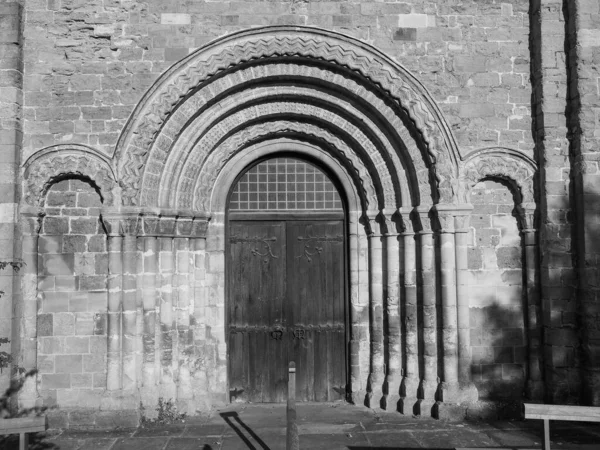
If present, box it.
[114,26,460,210]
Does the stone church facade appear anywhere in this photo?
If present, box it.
[1,0,599,426]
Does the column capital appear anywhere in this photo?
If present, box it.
[101,207,211,238]
[432,204,474,233]
[416,205,434,234]
[515,202,536,230]
[18,204,45,235]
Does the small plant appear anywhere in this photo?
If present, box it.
[140,397,186,426]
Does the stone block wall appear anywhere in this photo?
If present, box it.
[37,178,107,409]
[20,0,533,159]
[4,0,598,419]
[0,0,22,392]
[468,180,525,400]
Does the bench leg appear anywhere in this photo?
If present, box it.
[19,432,29,450]
[543,419,550,450]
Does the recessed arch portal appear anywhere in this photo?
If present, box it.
[113,26,462,211]
[225,154,349,402]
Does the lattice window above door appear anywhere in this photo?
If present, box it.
[229,158,343,211]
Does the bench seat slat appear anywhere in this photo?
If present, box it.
[524,403,600,422]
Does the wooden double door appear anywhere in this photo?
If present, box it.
[227,217,347,402]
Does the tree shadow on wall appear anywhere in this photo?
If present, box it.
[468,294,527,419]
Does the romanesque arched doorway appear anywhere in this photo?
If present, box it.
[226,156,347,402]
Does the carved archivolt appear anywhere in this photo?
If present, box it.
[156,100,395,209]
[115,27,459,207]
[460,150,536,205]
[151,65,427,208]
[23,146,118,207]
[188,121,381,212]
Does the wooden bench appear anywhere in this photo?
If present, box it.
[0,416,47,450]
[524,403,600,450]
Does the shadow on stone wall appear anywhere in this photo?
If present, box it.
[470,298,526,402]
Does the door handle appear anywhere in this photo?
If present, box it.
[270,325,283,340]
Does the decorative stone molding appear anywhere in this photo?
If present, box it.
[101,208,210,238]
[115,26,460,207]
[23,145,118,207]
[187,121,381,212]
[148,75,422,210]
[460,148,536,205]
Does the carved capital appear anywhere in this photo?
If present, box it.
[19,205,45,236]
[101,209,141,236]
[364,210,382,236]
[398,207,414,234]
[515,203,536,230]
[433,204,473,233]
[415,206,433,234]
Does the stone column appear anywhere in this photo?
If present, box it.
[191,230,207,396]
[348,212,365,403]
[383,212,402,410]
[518,204,544,401]
[103,215,123,391]
[435,206,459,401]
[417,207,437,413]
[453,207,473,387]
[121,214,139,391]
[15,207,44,407]
[366,212,384,408]
[141,231,158,388]
[175,217,193,405]
[399,208,419,413]
[158,217,176,393]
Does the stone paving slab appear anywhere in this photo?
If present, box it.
[2,403,600,449]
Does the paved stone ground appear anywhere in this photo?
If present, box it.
[2,403,600,450]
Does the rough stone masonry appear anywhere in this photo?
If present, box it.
[0,0,598,428]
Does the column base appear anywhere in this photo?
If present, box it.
[415,399,437,417]
[349,390,367,406]
[383,372,403,411]
[399,376,421,415]
[398,396,420,415]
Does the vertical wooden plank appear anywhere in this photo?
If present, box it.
[287,220,345,402]
[228,220,286,402]
[543,419,551,450]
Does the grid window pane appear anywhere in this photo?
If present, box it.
[229,157,343,211]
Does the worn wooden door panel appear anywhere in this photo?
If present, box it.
[287,221,346,402]
[227,221,287,402]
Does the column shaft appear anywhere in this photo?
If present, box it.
[402,231,419,399]
[107,235,123,390]
[440,231,458,385]
[142,236,158,387]
[159,237,174,385]
[122,234,138,389]
[455,229,471,384]
[368,232,384,405]
[420,230,437,393]
[349,230,362,400]
[524,229,543,400]
[175,237,192,401]
[386,233,402,402]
